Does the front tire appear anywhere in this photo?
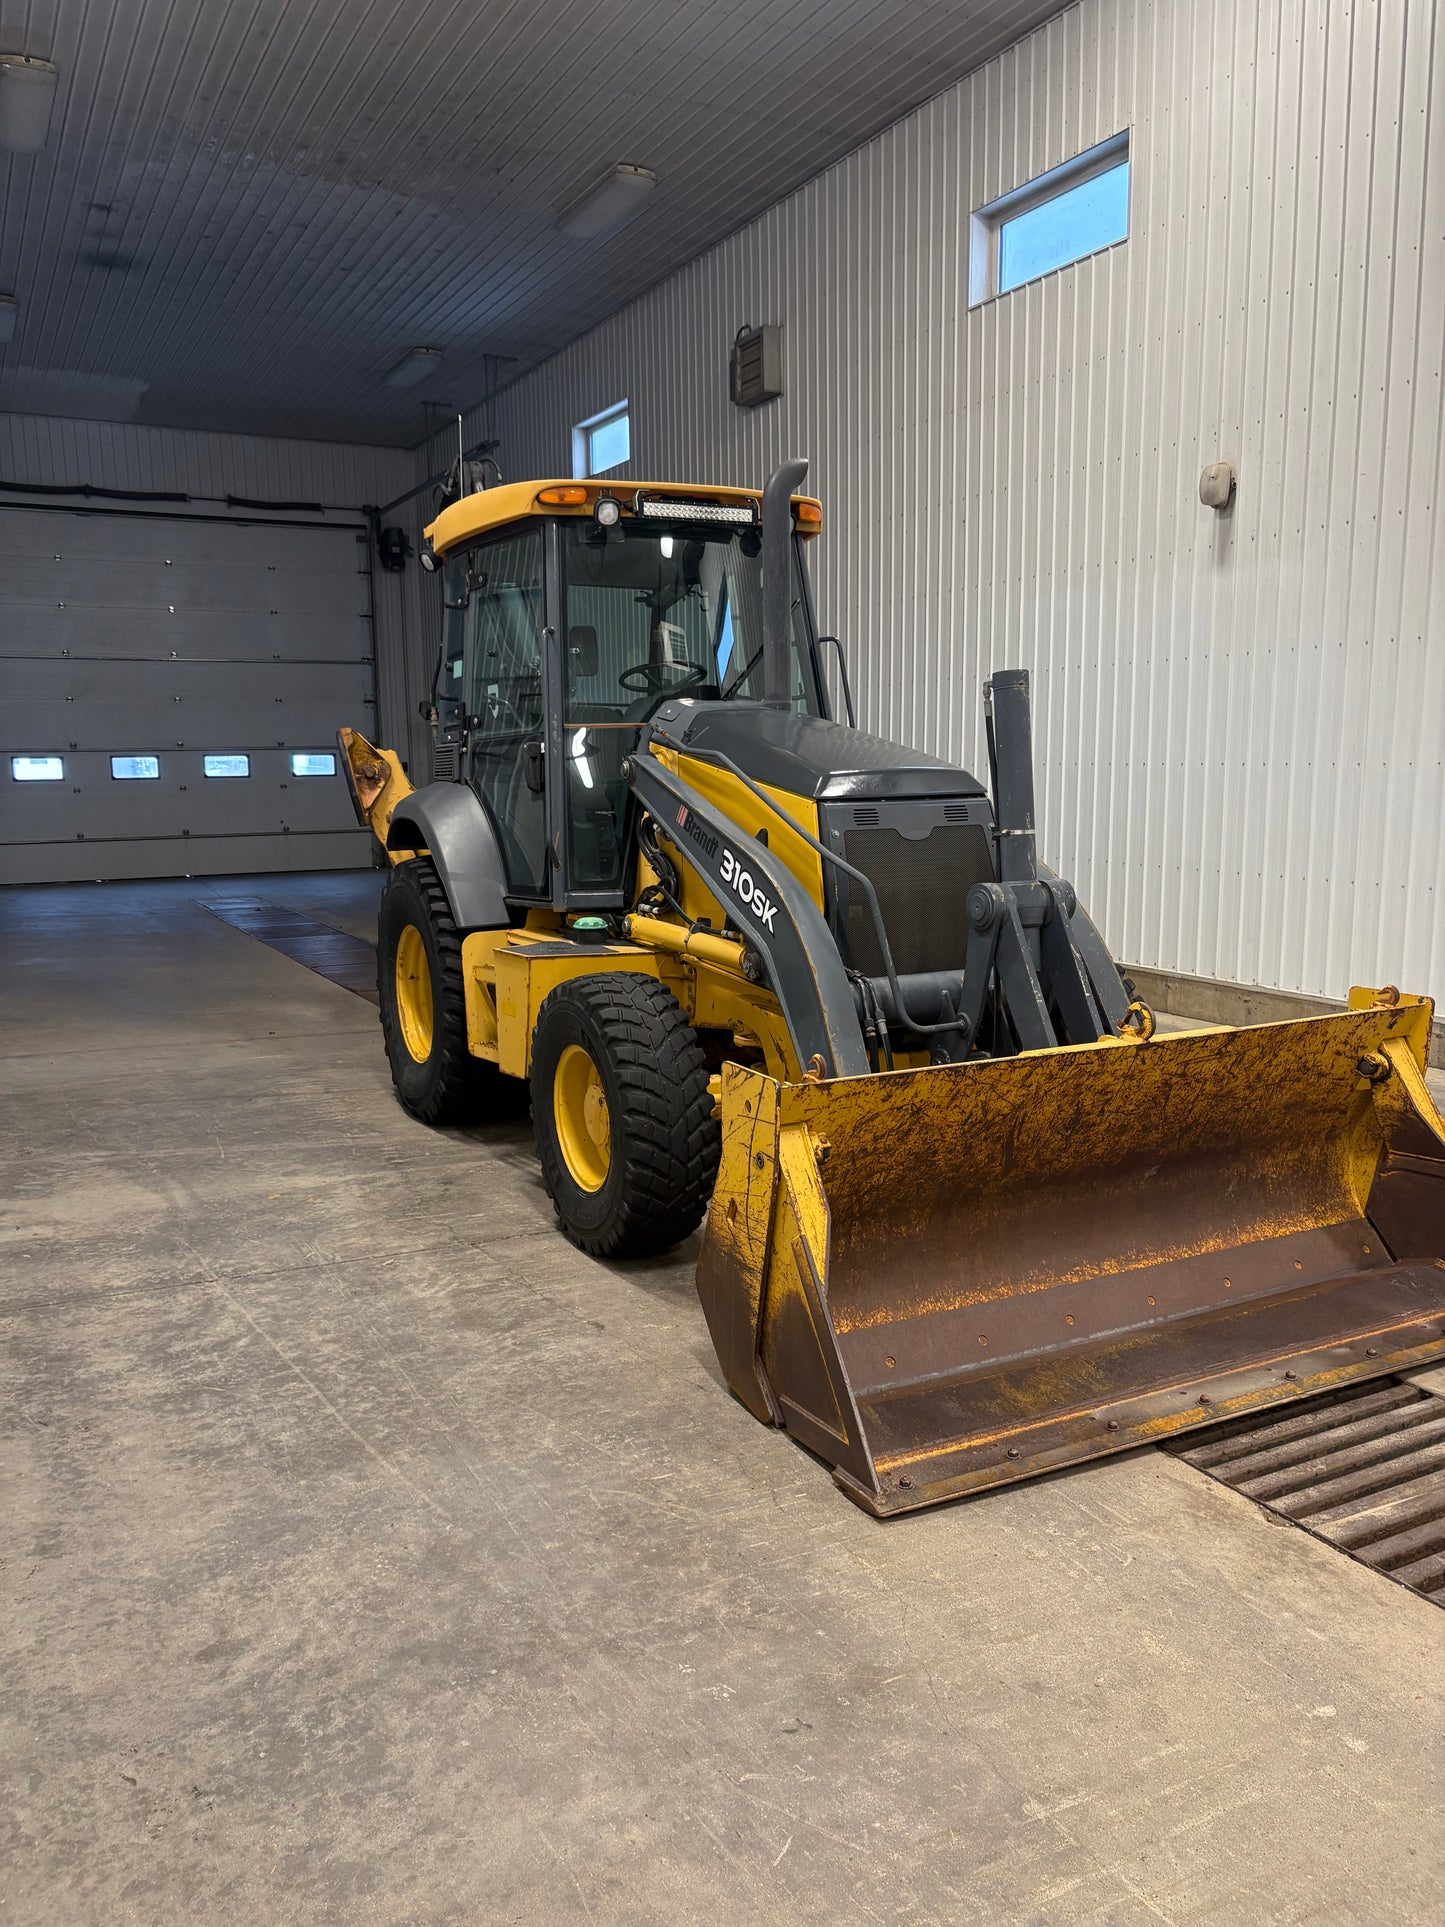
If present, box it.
[376,858,526,1125]
[531,975,719,1258]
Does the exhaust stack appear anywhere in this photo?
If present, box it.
[762,457,809,708]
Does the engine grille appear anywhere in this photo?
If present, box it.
[838,820,994,977]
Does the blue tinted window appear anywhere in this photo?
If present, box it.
[204,754,250,777]
[111,755,159,779]
[290,752,336,777]
[716,600,736,679]
[999,161,1128,294]
[12,755,63,781]
[587,409,629,475]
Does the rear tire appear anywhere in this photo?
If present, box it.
[376,858,527,1125]
[531,975,719,1258]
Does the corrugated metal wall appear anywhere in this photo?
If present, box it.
[0,412,410,503]
[0,412,423,769]
[425,0,1443,1006]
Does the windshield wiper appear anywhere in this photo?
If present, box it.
[721,644,764,700]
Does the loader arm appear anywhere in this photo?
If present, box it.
[624,738,871,1078]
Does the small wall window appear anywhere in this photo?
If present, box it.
[290,752,336,777]
[204,754,250,777]
[111,755,160,779]
[970,132,1129,305]
[12,754,64,781]
[572,402,630,478]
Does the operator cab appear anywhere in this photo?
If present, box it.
[433,495,825,911]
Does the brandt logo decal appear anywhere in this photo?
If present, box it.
[680,809,719,863]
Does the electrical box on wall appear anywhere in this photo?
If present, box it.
[731,324,783,408]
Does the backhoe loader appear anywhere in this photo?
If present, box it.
[340,460,1445,1515]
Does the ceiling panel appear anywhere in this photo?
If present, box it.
[0,0,1067,445]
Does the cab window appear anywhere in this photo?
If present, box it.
[559,517,819,889]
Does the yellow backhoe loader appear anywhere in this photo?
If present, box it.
[341,460,1445,1514]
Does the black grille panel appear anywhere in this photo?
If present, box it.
[839,822,994,976]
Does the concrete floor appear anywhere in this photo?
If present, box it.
[2,870,1443,1927]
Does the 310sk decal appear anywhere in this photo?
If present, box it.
[675,805,779,933]
[720,846,777,931]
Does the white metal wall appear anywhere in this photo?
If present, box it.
[0,413,411,503]
[431,0,1444,1007]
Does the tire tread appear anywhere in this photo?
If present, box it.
[377,858,525,1126]
[533,974,719,1257]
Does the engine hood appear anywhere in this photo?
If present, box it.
[648,698,985,802]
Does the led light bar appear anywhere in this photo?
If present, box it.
[634,495,756,525]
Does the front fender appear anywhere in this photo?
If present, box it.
[387,783,511,931]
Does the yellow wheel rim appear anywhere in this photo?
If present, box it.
[394,923,434,1063]
[553,1044,611,1192]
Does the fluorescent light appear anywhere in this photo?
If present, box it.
[0,296,16,345]
[558,163,657,241]
[0,55,58,154]
[384,347,443,389]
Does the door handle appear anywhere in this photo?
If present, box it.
[523,741,545,794]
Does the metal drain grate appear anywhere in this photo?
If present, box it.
[204,899,379,1004]
[1173,1379,1445,1605]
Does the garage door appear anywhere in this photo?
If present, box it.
[1,507,376,885]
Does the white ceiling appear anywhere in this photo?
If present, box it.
[0,0,1066,447]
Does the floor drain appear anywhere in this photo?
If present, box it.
[1172,1378,1445,1605]
[204,899,379,1004]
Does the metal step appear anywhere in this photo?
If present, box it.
[203,899,379,1004]
[1171,1378,1445,1605]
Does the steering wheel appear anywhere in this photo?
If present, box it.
[617,659,709,696]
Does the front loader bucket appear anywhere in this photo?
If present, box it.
[696,995,1445,1515]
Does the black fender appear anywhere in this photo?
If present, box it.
[386,783,511,931]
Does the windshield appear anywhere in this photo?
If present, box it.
[560,519,821,721]
[558,517,822,890]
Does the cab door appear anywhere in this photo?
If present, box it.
[462,523,551,898]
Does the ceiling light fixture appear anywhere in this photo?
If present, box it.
[557,163,658,241]
[0,295,16,345]
[0,54,58,153]
[384,347,444,390]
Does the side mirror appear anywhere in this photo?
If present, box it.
[568,624,599,678]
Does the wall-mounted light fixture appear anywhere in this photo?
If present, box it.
[384,347,444,389]
[557,163,657,241]
[0,295,17,344]
[731,324,783,408]
[0,55,58,153]
[1199,462,1236,511]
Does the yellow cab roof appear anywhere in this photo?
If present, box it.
[423,477,823,559]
